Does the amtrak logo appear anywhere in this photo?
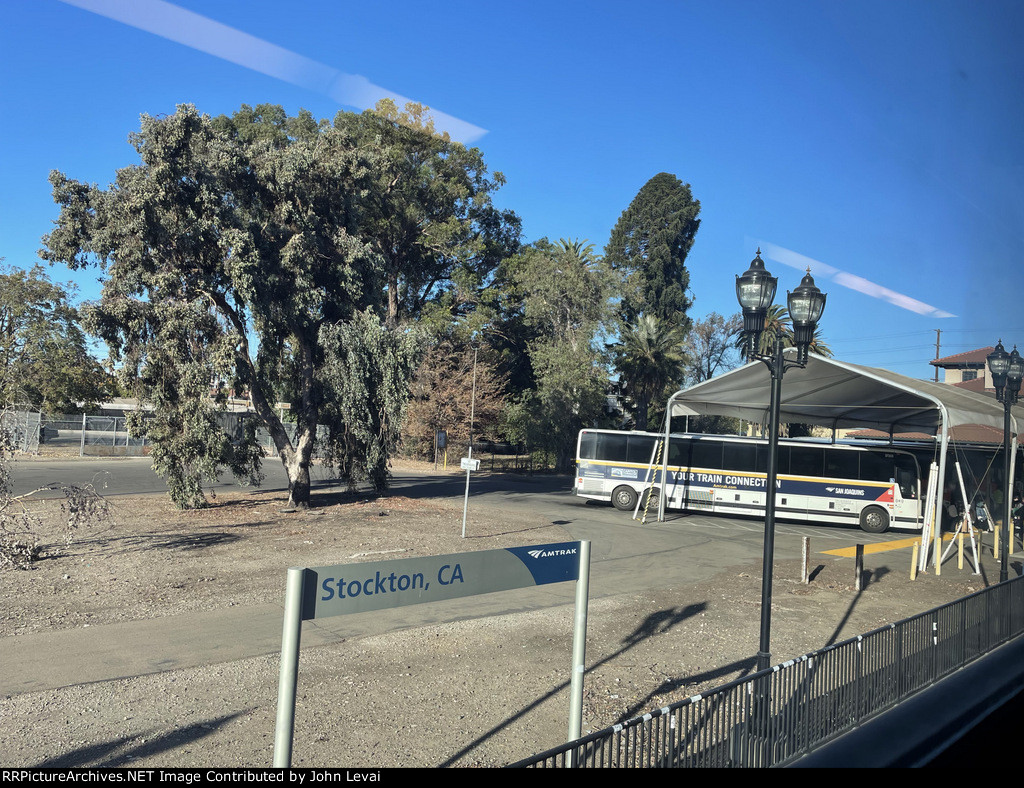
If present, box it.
[528,547,578,559]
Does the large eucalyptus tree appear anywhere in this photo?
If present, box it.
[43,102,510,508]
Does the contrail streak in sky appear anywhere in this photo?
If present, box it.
[759,241,956,319]
[59,0,488,144]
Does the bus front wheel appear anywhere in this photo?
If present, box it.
[612,486,639,512]
[860,506,890,534]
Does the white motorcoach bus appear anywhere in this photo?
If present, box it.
[574,429,924,533]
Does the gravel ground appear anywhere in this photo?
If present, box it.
[0,465,1003,768]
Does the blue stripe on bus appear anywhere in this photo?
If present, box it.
[578,462,894,501]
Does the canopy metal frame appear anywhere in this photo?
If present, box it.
[657,352,1021,560]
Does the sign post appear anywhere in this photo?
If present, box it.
[272,541,591,767]
[461,454,479,538]
[272,567,305,768]
[435,430,447,470]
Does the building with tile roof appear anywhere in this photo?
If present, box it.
[847,346,1013,445]
[930,346,995,390]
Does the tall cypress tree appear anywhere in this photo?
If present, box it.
[605,172,701,329]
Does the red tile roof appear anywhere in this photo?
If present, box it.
[846,424,1012,444]
[930,347,994,367]
[952,377,990,393]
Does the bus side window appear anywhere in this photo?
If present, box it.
[690,440,723,471]
[627,436,659,464]
[668,438,690,467]
[790,447,824,477]
[825,449,859,481]
[859,452,891,483]
[597,433,628,463]
[579,432,598,460]
[723,442,756,472]
[895,455,918,498]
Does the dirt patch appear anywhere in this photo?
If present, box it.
[0,470,1005,768]
[1,484,569,637]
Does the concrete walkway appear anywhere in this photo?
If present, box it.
[0,581,576,696]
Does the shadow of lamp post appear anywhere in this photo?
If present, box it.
[735,249,827,673]
[986,340,1023,584]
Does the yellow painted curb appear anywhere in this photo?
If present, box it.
[823,534,956,558]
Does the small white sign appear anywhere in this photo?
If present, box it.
[461,457,480,471]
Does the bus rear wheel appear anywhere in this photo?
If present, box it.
[640,487,661,512]
[860,506,890,534]
[612,485,639,512]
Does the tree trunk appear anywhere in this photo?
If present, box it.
[280,424,316,509]
[283,451,312,509]
[241,340,318,509]
[635,394,650,432]
[386,269,399,328]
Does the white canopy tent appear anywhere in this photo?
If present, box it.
[659,351,1021,560]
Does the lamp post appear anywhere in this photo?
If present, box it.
[736,250,826,672]
[986,341,1023,583]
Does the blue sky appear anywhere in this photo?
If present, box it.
[2,0,1023,379]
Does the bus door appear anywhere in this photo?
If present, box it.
[893,454,922,525]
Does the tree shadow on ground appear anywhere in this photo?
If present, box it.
[298,486,573,539]
[436,602,707,767]
[302,473,572,507]
[68,530,246,556]
[610,603,759,721]
[32,711,250,767]
[198,496,277,513]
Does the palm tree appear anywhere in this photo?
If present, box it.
[612,314,687,431]
[557,237,596,262]
[807,328,833,358]
[735,301,836,363]
[736,304,794,360]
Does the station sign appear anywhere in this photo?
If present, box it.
[274,541,591,766]
[300,542,582,619]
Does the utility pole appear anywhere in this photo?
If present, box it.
[934,329,942,382]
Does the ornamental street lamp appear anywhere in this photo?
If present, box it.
[736,250,826,673]
[986,340,1023,583]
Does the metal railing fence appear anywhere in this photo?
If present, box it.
[512,574,1024,768]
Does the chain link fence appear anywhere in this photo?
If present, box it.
[79,415,149,457]
[38,412,328,459]
[212,412,328,458]
[255,423,329,458]
[38,414,150,457]
[1,408,41,454]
